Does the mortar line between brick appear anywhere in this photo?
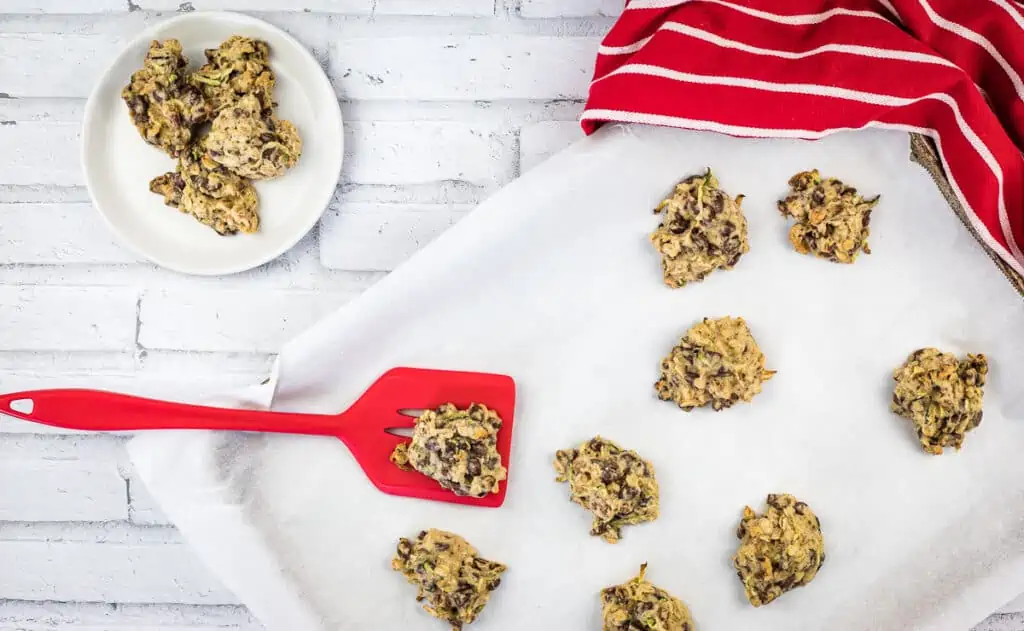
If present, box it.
[511,126,523,179]
[133,293,144,358]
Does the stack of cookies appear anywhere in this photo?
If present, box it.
[122,36,303,235]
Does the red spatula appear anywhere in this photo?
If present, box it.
[0,367,516,508]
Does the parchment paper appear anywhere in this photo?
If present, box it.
[129,124,1024,631]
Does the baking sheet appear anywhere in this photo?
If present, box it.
[130,124,1024,631]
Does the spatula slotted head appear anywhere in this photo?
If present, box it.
[341,367,516,508]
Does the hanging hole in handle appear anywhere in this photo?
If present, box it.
[9,399,34,415]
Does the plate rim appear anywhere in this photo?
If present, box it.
[80,10,344,277]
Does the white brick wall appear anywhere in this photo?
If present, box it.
[319,203,471,271]
[0,121,82,186]
[0,2,1017,630]
[330,36,599,100]
[0,460,127,522]
[343,122,514,186]
[520,0,624,18]
[0,203,139,264]
[0,287,137,352]
[0,540,236,603]
[139,289,353,352]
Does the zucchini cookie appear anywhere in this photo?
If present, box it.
[191,35,276,113]
[206,93,302,180]
[554,436,659,543]
[601,564,695,631]
[891,348,988,455]
[778,169,880,263]
[651,170,750,288]
[390,403,507,498]
[733,494,825,607]
[122,39,210,157]
[392,529,506,630]
[150,139,259,235]
[656,316,775,411]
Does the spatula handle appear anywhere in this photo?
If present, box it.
[0,389,342,436]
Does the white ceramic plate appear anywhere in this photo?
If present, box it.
[82,12,343,276]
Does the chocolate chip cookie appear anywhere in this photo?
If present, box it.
[392,529,507,630]
[733,494,825,607]
[650,169,750,288]
[778,169,880,263]
[149,139,259,235]
[656,316,775,411]
[206,93,302,179]
[554,436,659,543]
[122,39,210,157]
[390,403,507,498]
[601,564,694,631]
[191,35,276,113]
[891,348,988,455]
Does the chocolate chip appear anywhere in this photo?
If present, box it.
[396,540,412,559]
[600,464,618,483]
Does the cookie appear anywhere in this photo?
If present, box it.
[392,529,506,630]
[390,403,507,498]
[554,436,659,543]
[121,39,211,157]
[656,316,775,411]
[891,348,988,455]
[149,170,185,208]
[191,35,276,113]
[206,93,302,179]
[650,170,750,288]
[733,494,825,607]
[601,564,694,631]
[149,140,260,235]
[778,169,880,263]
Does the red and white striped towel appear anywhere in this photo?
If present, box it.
[582,0,1024,278]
